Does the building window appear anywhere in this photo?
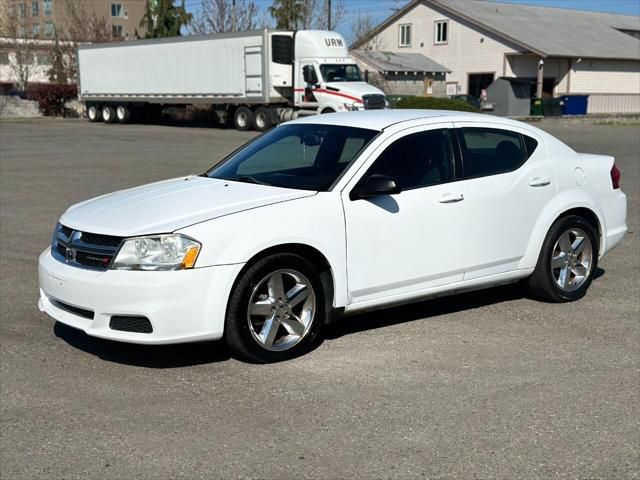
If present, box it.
[18,2,26,17]
[32,0,39,15]
[112,24,124,38]
[36,53,51,66]
[0,52,10,65]
[399,24,412,47]
[44,20,54,36]
[435,20,448,44]
[44,0,52,15]
[111,3,123,17]
[32,24,40,36]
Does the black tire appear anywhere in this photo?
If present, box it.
[87,104,102,122]
[321,107,335,114]
[254,106,273,132]
[233,106,254,131]
[225,253,327,363]
[116,105,131,123]
[527,214,599,302]
[102,105,117,123]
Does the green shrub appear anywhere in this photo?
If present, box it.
[393,96,479,112]
[28,83,78,116]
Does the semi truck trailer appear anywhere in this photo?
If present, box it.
[77,29,387,131]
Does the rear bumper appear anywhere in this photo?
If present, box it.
[38,248,244,344]
[598,190,627,256]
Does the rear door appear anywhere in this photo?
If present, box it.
[453,122,555,279]
[244,46,263,97]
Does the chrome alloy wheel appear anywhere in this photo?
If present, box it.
[247,269,316,351]
[236,111,248,129]
[551,227,593,292]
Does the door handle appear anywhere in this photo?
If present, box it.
[529,177,551,187]
[438,192,464,204]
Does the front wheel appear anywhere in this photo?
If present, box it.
[225,253,327,363]
[527,215,599,302]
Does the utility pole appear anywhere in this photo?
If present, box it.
[328,0,332,30]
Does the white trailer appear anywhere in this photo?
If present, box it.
[78,29,387,130]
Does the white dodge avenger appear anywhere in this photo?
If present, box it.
[38,110,627,362]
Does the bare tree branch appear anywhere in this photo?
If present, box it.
[190,0,261,34]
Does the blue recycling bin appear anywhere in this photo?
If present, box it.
[561,95,589,115]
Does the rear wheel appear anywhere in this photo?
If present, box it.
[116,105,131,123]
[87,104,101,122]
[254,106,273,132]
[528,215,599,302]
[233,106,254,131]
[321,107,335,114]
[102,105,116,123]
[225,253,326,363]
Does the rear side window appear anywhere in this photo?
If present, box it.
[364,129,454,190]
[458,128,526,178]
[523,134,539,159]
[272,35,293,64]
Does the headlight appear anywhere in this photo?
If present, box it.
[344,102,365,111]
[111,234,201,271]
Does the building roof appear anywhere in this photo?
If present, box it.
[353,0,640,61]
[352,50,450,74]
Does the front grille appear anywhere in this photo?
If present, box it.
[50,297,94,320]
[110,316,153,334]
[51,223,124,271]
[363,94,386,110]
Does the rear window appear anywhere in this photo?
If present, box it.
[523,135,539,159]
[458,128,526,178]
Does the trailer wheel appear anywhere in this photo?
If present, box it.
[254,106,273,132]
[102,105,117,123]
[116,105,131,123]
[87,104,102,122]
[234,106,254,131]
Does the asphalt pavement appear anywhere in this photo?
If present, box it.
[0,118,638,479]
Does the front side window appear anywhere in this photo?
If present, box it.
[363,129,454,191]
[435,20,448,44]
[399,24,412,47]
[458,128,527,178]
[319,64,361,82]
[207,124,378,191]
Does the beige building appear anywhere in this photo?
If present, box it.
[353,0,640,114]
[0,0,146,90]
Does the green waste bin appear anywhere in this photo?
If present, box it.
[543,98,562,117]
[531,99,543,116]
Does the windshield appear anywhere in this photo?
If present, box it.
[207,124,378,191]
[320,64,362,82]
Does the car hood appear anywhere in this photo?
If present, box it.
[59,176,316,237]
[323,81,386,100]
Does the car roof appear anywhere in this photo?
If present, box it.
[289,109,531,131]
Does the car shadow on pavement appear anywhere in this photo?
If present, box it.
[53,268,605,366]
[325,267,606,340]
[54,322,230,368]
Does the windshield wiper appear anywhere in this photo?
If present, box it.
[232,175,271,186]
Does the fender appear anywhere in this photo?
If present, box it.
[519,189,606,269]
[177,193,349,308]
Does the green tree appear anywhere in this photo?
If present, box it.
[141,0,192,38]
[268,0,305,29]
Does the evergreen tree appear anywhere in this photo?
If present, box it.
[141,0,192,38]
[268,0,305,30]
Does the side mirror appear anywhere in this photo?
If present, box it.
[351,174,401,200]
[303,65,318,85]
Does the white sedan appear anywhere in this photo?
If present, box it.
[38,110,627,362]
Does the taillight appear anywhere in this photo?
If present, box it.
[610,163,621,189]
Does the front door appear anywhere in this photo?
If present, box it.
[342,124,468,304]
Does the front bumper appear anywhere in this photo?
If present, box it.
[38,247,244,345]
